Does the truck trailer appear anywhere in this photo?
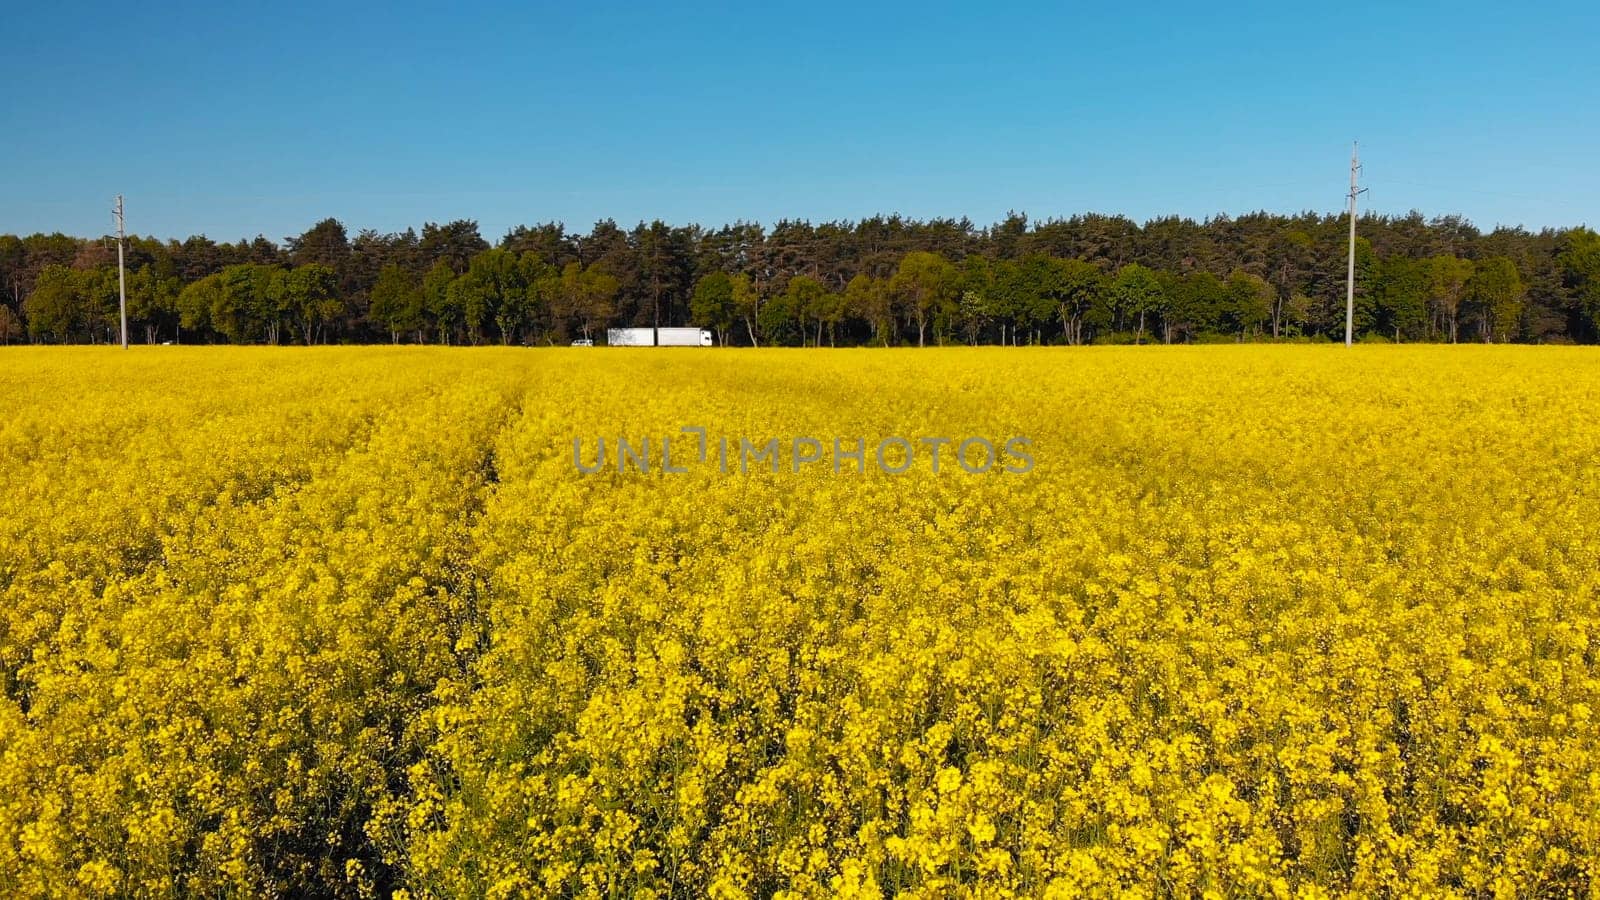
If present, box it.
[606,327,713,347]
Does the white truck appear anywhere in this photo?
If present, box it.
[607,327,713,347]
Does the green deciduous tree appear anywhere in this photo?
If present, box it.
[127,266,181,343]
[731,273,762,347]
[177,274,222,337]
[1426,255,1474,343]
[1028,257,1105,345]
[1168,271,1226,341]
[844,274,891,346]
[369,265,424,343]
[690,272,735,347]
[1375,256,1429,341]
[22,265,83,342]
[784,275,829,347]
[890,251,957,347]
[422,261,460,344]
[274,264,342,345]
[553,262,619,342]
[1557,228,1600,337]
[219,264,281,343]
[1223,270,1275,340]
[1111,263,1164,344]
[757,282,798,346]
[1468,256,1525,343]
[449,248,538,344]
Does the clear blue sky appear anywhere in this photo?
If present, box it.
[3,1,1596,242]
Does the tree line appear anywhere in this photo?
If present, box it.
[2,211,1598,347]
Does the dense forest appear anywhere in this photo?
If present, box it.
[2,210,1598,347]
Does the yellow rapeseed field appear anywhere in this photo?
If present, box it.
[2,346,1599,898]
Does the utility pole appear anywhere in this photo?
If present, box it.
[1345,142,1367,347]
[113,195,128,349]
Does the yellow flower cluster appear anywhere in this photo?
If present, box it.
[2,346,1598,898]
